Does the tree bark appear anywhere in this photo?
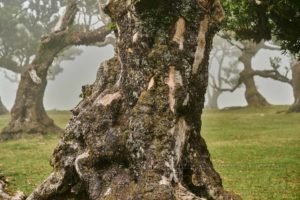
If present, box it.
[1,1,111,140]
[288,61,300,112]
[0,97,8,115]
[25,1,241,200]
[238,42,270,107]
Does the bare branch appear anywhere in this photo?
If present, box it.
[97,0,111,24]
[209,73,219,89]
[252,69,291,84]
[0,57,23,74]
[52,0,78,33]
[211,76,242,92]
[96,36,116,47]
[67,25,111,46]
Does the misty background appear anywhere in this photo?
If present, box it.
[0,45,293,110]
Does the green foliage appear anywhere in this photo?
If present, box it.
[269,0,300,56]
[0,110,70,194]
[79,85,93,99]
[222,0,300,57]
[202,106,300,200]
[222,0,272,42]
[107,22,117,31]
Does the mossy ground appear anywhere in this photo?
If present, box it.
[0,107,299,199]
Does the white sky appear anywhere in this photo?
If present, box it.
[0,45,294,110]
[0,45,114,110]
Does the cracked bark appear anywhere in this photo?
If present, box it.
[23,0,241,199]
[1,0,111,140]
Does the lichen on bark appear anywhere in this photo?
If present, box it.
[25,0,241,199]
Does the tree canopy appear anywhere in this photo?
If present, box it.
[222,0,300,56]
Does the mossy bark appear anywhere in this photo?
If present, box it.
[0,97,8,115]
[288,62,300,112]
[26,1,240,200]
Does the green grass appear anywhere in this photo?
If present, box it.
[0,107,299,199]
[202,106,300,200]
[0,110,70,194]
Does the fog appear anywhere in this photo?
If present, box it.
[0,45,294,110]
[0,45,114,110]
[217,48,293,108]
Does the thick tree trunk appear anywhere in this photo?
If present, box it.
[25,1,241,200]
[239,49,270,107]
[0,97,8,115]
[288,62,300,112]
[1,48,64,139]
[1,1,111,140]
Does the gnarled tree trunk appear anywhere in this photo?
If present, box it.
[289,61,300,112]
[238,43,270,107]
[1,1,111,140]
[0,97,8,115]
[25,1,241,200]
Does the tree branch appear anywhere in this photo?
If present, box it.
[52,0,78,33]
[0,57,24,74]
[96,36,116,47]
[210,74,242,92]
[252,69,291,84]
[262,43,281,51]
[67,25,111,46]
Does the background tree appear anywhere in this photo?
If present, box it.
[206,36,240,109]
[289,60,300,112]
[17,0,241,199]
[212,39,283,107]
[253,56,300,112]
[0,0,111,140]
[0,0,71,79]
[0,97,8,115]
[220,0,300,109]
[221,0,300,57]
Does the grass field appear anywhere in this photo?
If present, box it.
[0,107,299,199]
